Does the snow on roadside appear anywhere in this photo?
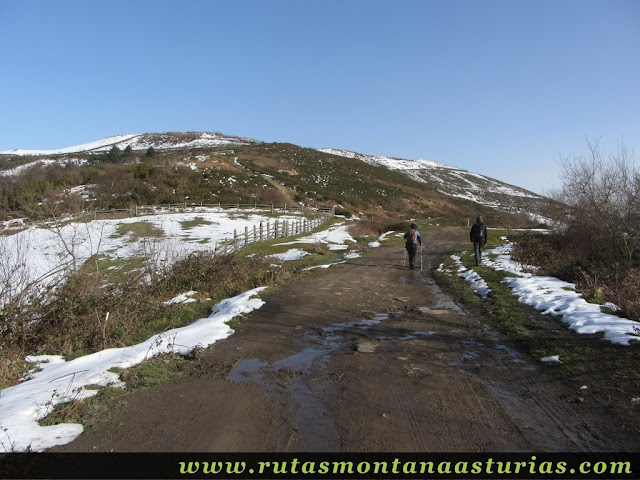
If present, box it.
[503,274,640,345]
[266,248,308,261]
[447,254,491,299]
[442,239,640,346]
[273,222,355,250]
[163,291,198,305]
[484,242,640,345]
[368,231,395,248]
[272,223,366,264]
[0,288,267,452]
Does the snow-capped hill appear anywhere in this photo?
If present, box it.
[1,131,551,220]
[320,146,545,213]
[1,132,254,157]
[1,135,140,156]
[319,148,450,171]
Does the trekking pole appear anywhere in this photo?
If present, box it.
[420,245,423,271]
[403,249,406,267]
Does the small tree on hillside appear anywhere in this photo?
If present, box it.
[107,145,122,164]
[145,146,156,159]
[123,145,134,162]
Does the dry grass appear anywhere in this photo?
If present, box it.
[0,251,296,388]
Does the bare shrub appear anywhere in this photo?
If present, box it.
[603,268,640,321]
[528,139,640,319]
[305,243,329,256]
[347,216,399,239]
[549,139,640,267]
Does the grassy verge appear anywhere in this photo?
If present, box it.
[25,220,379,429]
[0,219,356,389]
[433,233,640,416]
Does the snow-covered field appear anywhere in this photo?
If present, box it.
[0,214,359,452]
[0,211,347,305]
[442,240,640,347]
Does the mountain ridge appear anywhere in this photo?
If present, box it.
[0,131,551,224]
[0,132,253,156]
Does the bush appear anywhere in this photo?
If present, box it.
[334,206,351,218]
[515,140,640,321]
[548,139,640,269]
[0,250,292,387]
[603,268,640,321]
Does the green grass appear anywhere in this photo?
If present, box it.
[179,216,213,230]
[433,234,640,422]
[39,354,190,428]
[112,221,164,240]
[89,254,146,284]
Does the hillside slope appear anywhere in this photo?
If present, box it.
[0,132,551,225]
[320,148,547,215]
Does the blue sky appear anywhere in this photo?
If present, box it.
[1,0,638,194]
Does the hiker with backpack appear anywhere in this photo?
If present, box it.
[404,223,422,270]
[470,216,488,266]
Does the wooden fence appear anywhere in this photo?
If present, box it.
[213,215,332,255]
[87,202,334,220]
[76,202,335,256]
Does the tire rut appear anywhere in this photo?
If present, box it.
[55,233,638,452]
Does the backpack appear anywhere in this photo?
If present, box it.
[406,228,418,246]
[474,224,485,242]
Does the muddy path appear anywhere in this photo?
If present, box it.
[58,230,636,452]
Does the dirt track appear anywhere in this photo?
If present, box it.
[58,230,637,452]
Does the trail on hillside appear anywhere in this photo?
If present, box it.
[57,230,636,452]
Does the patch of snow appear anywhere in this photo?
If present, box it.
[450,255,491,299]
[484,242,640,346]
[163,291,198,305]
[267,249,309,261]
[0,287,267,452]
[540,355,562,363]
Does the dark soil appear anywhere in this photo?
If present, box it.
[55,231,639,452]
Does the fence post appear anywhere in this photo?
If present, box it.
[245,226,249,247]
[234,229,238,252]
[253,225,257,245]
[260,222,263,242]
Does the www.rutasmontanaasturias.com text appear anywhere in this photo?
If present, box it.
[177,456,633,478]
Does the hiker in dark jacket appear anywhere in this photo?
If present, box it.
[470,216,488,266]
[404,223,422,270]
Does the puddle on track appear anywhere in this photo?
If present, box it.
[228,271,467,449]
[228,310,447,449]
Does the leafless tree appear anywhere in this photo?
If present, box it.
[550,139,640,267]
